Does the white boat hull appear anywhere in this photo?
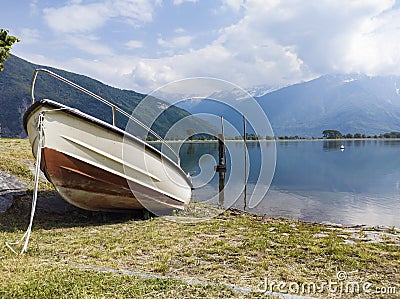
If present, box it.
[24,100,192,213]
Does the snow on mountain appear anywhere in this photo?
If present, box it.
[178,73,400,137]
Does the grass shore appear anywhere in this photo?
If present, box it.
[1,138,399,298]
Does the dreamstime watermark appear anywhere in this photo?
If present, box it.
[256,271,397,296]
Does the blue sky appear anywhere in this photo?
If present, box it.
[2,0,400,93]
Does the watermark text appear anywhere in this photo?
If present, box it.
[256,271,397,296]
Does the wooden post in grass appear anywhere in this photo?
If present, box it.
[216,117,226,172]
[216,117,226,207]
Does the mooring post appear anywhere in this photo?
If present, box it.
[218,165,226,208]
[243,115,247,210]
[216,117,226,207]
[216,117,226,172]
[217,134,226,171]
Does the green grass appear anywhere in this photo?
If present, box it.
[0,138,53,190]
[1,138,399,298]
[0,138,32,178]
[1,261,270,299]
[1,206,398,298]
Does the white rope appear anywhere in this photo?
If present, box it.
[6,112,45,254]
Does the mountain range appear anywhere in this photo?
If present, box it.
[257,73,400,137]
[178,74,400,137]
[0,55,212,138]
[1,55,400,139]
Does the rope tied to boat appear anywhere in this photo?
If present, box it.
[6,112,45,254]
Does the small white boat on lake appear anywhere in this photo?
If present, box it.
[23,69,192,213]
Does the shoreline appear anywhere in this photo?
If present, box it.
[1,136,399,228]
[2,136,400,143]
[2,166,399,229]
[153,137,400,143]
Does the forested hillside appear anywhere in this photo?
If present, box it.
[0,55,211,138]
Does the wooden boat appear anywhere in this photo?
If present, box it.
[23,69,192,214]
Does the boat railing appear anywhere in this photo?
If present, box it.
[30,68,180,165]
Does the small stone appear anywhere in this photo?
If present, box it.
[344,239,355,245]
[0,171,28,192]
[313,233,329,238]
[0,195,13,214]
[0,171,28,214]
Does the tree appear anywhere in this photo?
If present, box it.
[322,130,343,139]
[381,131,400,138]
[0,29,20,71]
[345,133,353,139]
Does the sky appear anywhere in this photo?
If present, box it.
[2,0,400,93]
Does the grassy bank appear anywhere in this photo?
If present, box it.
[0,138,53,190]
[0,138,399,298]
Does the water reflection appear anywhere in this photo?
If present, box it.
[323,140,343,151]
[218,168,226,208]
[177,140,400,227]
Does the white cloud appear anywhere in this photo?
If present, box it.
[233,0,399,76]
[125,40,144,49]
[174,28,186,34]
[43,3,109,33]
[43,0,154,33]
[29,0,39,15]
[157,35,194,48]
[65,35,114,56]
[173,0,198,5]
[31,0,400,93]
[130,0,400,91]
[112,0,153,23]
[19,28,40,45]
[127,42,306,92]
[342,6,400,75]
[220,0,244,12]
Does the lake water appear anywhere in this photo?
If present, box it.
[176,140,400,227]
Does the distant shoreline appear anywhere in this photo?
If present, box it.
[1,136,399,143]
[153,137,400,143]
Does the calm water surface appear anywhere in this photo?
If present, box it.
[177,140,400,226]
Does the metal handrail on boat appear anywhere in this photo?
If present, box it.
[30,68,180,165]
